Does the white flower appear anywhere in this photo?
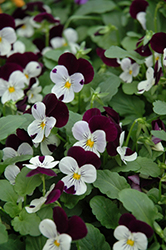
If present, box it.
[119,58,140,83]
[137,67,155,94]
[39,133,60,155]
[26,79,42,103]
[15,17,34,38]
[7,40,26,57]
[72,120,106,157]
[163,48,166,66]
[0,27,17,56]
[39,219,72,250]
[50,65,84,103]
[3,142,33,161]
[27,102,56,143]
[136,12,146,30]
[23,61,42,85]
[59,156,96,195]
[0,70,26,104]
[113,225,148,250]
[145,52,161,69]
[116,131,137,164]
[24,155,59,170]
[4,164,20,185]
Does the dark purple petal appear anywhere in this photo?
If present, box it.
[48,144,57,152]
[7,52,40,69]
[43,93,69,128]
[75,0,89,4]
[33,13,59,24]
[53,206,68,233]
[45,189,61,204]
[103,107,120,125]
[129,0,149,19]
[16,96,28,112]
[150,32,166,53]
[129,220,154,238]
[16,128,33,146]
[49,24,64,41]
[67,146,101,169]
[106,140,119,156]
[77,58,94,84]
[128,175,142,192]
[26,167,57,177]
[39,156,45,163]
[83,108,101,123]
[64,185,76,194]
[152,119,165,131]
[96,48,120,67]
[24,1,48,12]
[89,115,118,142]
[0,13,15,30]
[58,52,78,75]
[67,216,88,240]
[125,148,134,156]
[119,213,136,227]
[135,37,152,57]
[0,63,23,80]
[5,134,21,150]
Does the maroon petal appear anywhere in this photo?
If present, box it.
[16,128,33,146]
[96,48,120,67]
[103,107,120,125]
[5,134,21,150]
[58,52,78,75]
[0,63,23,80]
[67,216,87,240]
[83,108,101,123]
[119,213,136,227]
[77,58,94,84]
[16,96,28,112]
[0,13,15,30]
[150,32,166,53]
[45,189,61,204]
[7,52,39,69]
[89,115,118,142]
[129,0,149,19]
[33,13,59,24]
[53,206,68,233]
[129,220,154,238]
[26,167,57,177]
[135,37,152,57]
[64,185,76,194]
[49,24,64,41]
[125,148,135,156]
[106,140,118,156]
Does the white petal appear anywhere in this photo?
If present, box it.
[133,232,148,250]
[50,65,69,85]
[45,117,56,137]
[70,73,84,92]
[58,233,72,250]
[61,86,75,103]
[72,120,90,140]
[0,78,7,96]
[136,11,146,30]
[145,55,153,68]
[119,131,125,147]
[124,152,137,162]
[4,164,20,184]
[42,238,57,250]
[113,239,131,250]
[50,37,64,48]
[114,225,130,240]
[80,164,97,183]
[137,78,154,93]
[64,28,78,43]
[1,27,16,44]
[25,197,46,213]
[119,71,132,83]
[9,70,26,88]
[146,67,154,79]
[92,130,106,153]
[31,102,46,120]
[131,63,140,77]
[0,39,11,56]
[59,156,78,174]
[25,61,42,78]
[17,142,33,156]
[163,48,166,66]
[39,219,57,239]
[3,147,17,160]
[120,58,131,71]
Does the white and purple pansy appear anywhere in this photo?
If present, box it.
[150,32,166,66]
[119,58,140,83]
[24,155,59,177]
[50,65,85,103]
[27,101,56,144]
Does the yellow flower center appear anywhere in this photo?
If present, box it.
[64,81,71,89]
[155,56,159,61]
[129,69,132,75]
[54,240,60,247]
[21,24,26,29]
[8,86,15,93]
[86,139,94,148]
[127,239,134,246]
[25,74,29,79]
[0,37,2,42]
[40,121,45,129]
[73,173,81,180]
[63,42,68,46]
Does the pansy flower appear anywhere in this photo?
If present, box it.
[50,52,94,102]
[4,164,20,185]
[24,155,59,177]
[151,119,165,152]
[96,47,120,67]
[27,101,56,144]
[150,32,166,66]
[129,0,149,30]
[0,14,17,56]
[113,213,153,250]
[59,154,97,195]
[119,58,140,83]
[32,12,60,30]
[116,131,137,164]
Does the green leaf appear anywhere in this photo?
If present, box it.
[0,222,8,244]
[78,223,111,250]
[99,73,121,103]
[37,206,53,221]
[74,0,116,15]
[153,100,166,115]
[93,170,130,199]
[11,209,41,236]
[25,235,47,250]
[44,49,63,62]
[14,167,42,197]
[122,81,138,95]
[0,180,19,203]
[0,235,24,249]
[18,37,36,52]
[0,115,27,141]
[147,242,160,250]
[105,46,145,64]
[151,130,166,141]
[90,196,120,229]
[119,188,158,226]
[4,201,21,218]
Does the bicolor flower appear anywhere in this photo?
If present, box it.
[50,65,84,103]
[116,131,137,164]
[145,52,161,69]
[150,32,166,66]
[3,142,33,161]
[7,40,26,57]
[151,119,165,152]
[15,16,34,38]
[39,219,72,250]
[119,58,140,83]
[27,102,56,143]
[72,120,106,157]
[4,164,20,185]
[24,155,59,177]
[0,70,26,104]
[26,78,42,103]
[59,155,97,195]
[32,12,60,30]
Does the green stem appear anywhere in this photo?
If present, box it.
[64,15,101,29]
[124,119,138,147]
[41,174,46,196]
[159,179,162,201]
[154,2,162,33]
[55,200,62,207]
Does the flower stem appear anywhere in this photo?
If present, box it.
[124,119,138,147]
[64,15,101,29]
[159,179,162,201]
[41,174,46,196]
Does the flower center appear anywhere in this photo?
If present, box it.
[40,121,45,129]
[54,240,60,247]
[86,139,94,148]
[127,239,134,246]
[25,73,29,79]
[0,37,2,42]
[64,81,71,89]
[8,86,15,93]
[155,56,159,61]
[73,172,81,180]
[21,24,26,29]
[63,42,68,46]
[129,69,132,75]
